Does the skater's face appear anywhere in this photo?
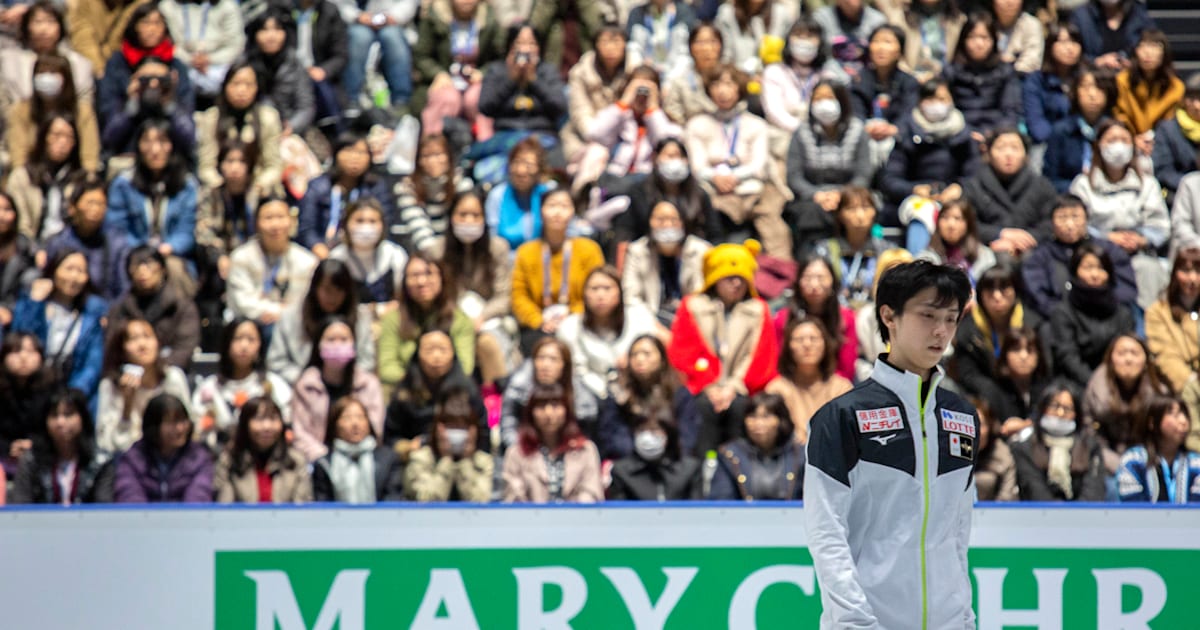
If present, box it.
[882,286,960,370]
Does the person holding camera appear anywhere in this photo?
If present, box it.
[572,65,680,195]
[334,0,416,114]
[479,22,567,142]
[97,4,196,160]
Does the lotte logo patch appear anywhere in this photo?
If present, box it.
[941,409,977,438]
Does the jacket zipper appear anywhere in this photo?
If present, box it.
[919,384,931,630]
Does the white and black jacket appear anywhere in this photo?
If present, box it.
[804,357,978,630]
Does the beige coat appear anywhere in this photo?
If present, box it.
[677,293,774,395]
[662,68,716,126]
[685,107,774,193]
[66,0,153,77]
[621,235,710,316]
[213,448,314,504]
[502,439,604,503]
[425,235,514,323]
[6,98,101,173]
[563,50,630,162]
[765,373,853,443]
[1145,299,1200,395]
[880,2,966,81]
[194,105,284,196]
[975,438,1019,501]
[6,167,53,240]
[0,46,94,106]
[404,446,494,502]
[1002,13,1045,75]
[227,240,318,321]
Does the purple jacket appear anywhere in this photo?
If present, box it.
[113,440,214,503]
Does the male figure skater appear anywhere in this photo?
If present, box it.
[805,260,979,629]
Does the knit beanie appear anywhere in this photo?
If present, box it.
[702,239,761,296]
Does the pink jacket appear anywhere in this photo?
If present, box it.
[290,367,386,462]
[502,439,604,503]
[586,104,682,178]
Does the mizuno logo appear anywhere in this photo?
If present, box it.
[870,434,901,446]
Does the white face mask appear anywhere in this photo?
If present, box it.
[790,38,819,64]
[1100,141,1134,169]
[657,158,690,183]
[444,427,470,456]
[1040,414,1077,437]
[634,430,667,460]
[452,221,485,244]
[33,72,63,97]
[811,98,842,125]
[651,227,685,245]
[348,225,381,248]
[920,101,952,123]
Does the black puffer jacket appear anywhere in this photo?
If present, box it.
[1049,283,1136,388]
[962,165,1058,243]
[943,61,1023,132]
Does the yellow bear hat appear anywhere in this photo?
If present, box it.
[702,239,761,297]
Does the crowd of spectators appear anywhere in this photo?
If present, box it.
[1,0,1199,507]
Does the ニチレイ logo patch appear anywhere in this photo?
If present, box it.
[857,407,903,433]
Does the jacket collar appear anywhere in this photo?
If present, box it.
[871,353,944,398]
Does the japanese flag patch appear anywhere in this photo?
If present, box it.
[941,409,977,438]
[856,407,903,433]
[949,433,975,460]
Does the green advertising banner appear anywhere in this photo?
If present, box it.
[215,547,1199,629]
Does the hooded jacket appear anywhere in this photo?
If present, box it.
[805,357,978,630]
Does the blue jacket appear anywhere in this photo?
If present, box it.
[1118,446,1200,504]
[878,114,980,218]
[1022,71,1072,144]
[1069,2,1155,62]
[1022,236,1138,321]
[1151,117,1198,198]
[105,172,198,256]
[11,293,108,400]
[297,173,394,249]
[943,62,1023,132]
[709,437,804,501]
[850,67,919,124]
[42,227,131,302]
[1043,115,1093,193]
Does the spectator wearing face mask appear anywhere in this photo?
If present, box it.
[762,18,851,135]
[403,386,493,502]
[1010,383,1106,502]
[5,51,100,173]
[1043,64,1115,193]
[609,137,723,247]
[621,200,711,328]
[327,199,409,318]
[784,79,871,250]
[0,1,93,104]
[289,316,385,462]
[812,0,887,77]
[609,414,702,500]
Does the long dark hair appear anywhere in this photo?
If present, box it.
[647,137,709,236]
[429,385,481,459]
[1167,247,1200,322]
[323,396,377,448]
[746,392,795,448]
[1089,118,1139,181]
[1139,395,1191,468]
[1069,241,1116,287]
[27,113,81,189]
[228,396,294,475]
[789,254,846,351]
[123,4,168,48]
[777,315,838,382]
[1042,20,1084,77]
[518,382,584,456]
[411,134,458,206]
[398,253,456,341]
[329,131,377,188]
[102,318,165,382]
[217,317,267,382]
[1031,381,1081,440]
[215,60,264,149]
[42,249,94,311]
[787,17,827,69]
[301,259,360,342]
[926,197,983,262]
[140,393,192,454]
[995,326,1049,384]
[393,330,458,408]
[306,315,357,384]
[1101,332,1163,410]
[30,54,78,119]
[0,332,56,396]
[953,11,1001,68]
[582,265,625,335]
[19,1,65,50]
[131,117,189,197]
[734,0,774,31]
[614,334,678,421]
[441,191,496,300]
[1128,29,1177,95]
[31,387,97,465]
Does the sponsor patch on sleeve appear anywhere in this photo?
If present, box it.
[856,407,903,433]
[941,409,977,438]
